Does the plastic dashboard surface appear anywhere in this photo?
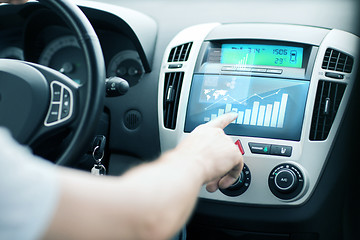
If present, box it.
[0,0,157,81]
[158,23,359,206]
[0,0,160,162]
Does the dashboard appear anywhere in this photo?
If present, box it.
[158,23,359,206]
[1,0,360,240]
[0,1,155,86]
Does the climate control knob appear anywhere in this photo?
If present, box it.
[268,163,304,200]
[228,171,245,190]
[220,164,251,197]
[274,168,298,193]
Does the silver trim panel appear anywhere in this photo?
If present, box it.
[158,23,359,205]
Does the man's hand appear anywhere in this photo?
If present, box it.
[176,112,244,193]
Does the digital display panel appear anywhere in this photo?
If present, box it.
[184,74,309,141]
[221,44,304,68]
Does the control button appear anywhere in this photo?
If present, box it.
[251,67,267,73]
[274,169,297,192]
[235,139,245,155]
[61,88,72,119]
[248,142,270,155]
[221,66,236,71]
[268,163,305,200]
[63,89,70,101]
[270,145,292,157]
[61,100,70,119]
[236,67,252,72]
[220,164,251,197]
[45,81,74,126]
[325,72,344,79]
[52,83,62,102]
[47,103,60,123]
[168,64,183,69]
[266,68,283,74]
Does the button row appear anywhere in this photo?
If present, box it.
[248,142,292,157]
[45,81,73,126]
[221,66,283,74]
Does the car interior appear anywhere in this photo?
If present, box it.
[0,0,359,239]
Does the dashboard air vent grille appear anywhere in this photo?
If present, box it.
[168,42,193,62]
[163,72,184,129]
[310,80,346,141]
[322,48,354,73]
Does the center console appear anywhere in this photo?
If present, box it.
[158,23,359,205]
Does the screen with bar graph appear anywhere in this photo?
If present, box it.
[184,74,309,140]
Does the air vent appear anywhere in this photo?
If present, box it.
[163,72,184,129]
[168,42,193,62]
[322,48,354,73]
[310,80,346,141]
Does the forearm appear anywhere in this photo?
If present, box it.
[117,149,206,239]
[43,113,242,240]
[44,149,206,240]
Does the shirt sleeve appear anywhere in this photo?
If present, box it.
[0,128,60,240]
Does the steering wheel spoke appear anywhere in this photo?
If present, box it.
[0,0,105,166]
[0,59,78,154]
[26,61,79,126]
[25,61,81,145]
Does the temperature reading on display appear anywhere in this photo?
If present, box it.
[221,44,303,68]
[275,58,284,65]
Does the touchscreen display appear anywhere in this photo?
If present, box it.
[184,74,309,141]
[221,44,304,68]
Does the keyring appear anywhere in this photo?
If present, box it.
[92,145,104,164]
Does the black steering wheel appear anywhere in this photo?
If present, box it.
[0,0,105,166]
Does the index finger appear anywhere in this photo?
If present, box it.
[204,112,238,129]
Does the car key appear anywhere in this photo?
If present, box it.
[91,145,106,175]
[91,136,107,176]
[91,162,106,176]
[92,135,106,161]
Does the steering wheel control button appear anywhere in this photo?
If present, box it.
[235,139,245,155]
[63,89,70,101]
[270,145,292,157]
[45,81,73,126]
[268,163,304,200]
[52,84,62,101]
[220,164,251,197]
[47,104,60,123]
[61,103,70,118]
[248,142,270,154]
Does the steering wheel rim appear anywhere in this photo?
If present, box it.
[38,0,105,166]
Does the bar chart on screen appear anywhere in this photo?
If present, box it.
[203,90,289,129]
